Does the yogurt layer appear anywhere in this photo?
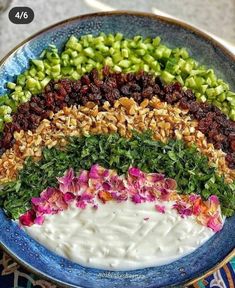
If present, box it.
[24,200,214,270]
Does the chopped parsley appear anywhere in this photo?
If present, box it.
[0,131,234,218]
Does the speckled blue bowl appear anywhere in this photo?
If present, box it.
[0,11,235,288]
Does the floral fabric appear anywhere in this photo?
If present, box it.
[0,249,234,288]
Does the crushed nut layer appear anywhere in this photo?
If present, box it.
[0,97,234,183]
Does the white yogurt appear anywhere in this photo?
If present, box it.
[24,200,214,270]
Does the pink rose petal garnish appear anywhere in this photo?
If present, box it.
[34,215,45,225]
[78,170,89,182]
[80,193,94,202]
[69,177,81,194]
[31,197,44,206]
[192,202,201,216]
[159,188,170,201]
[149,173,165,182]
[89,164,101,179]
[208,195,220,212]
[164,178,177,190]
[188,194,200,202]
[40,187,56,200]
[102,182,111,190]
[209,195,219,205]
[155,204,166,214]
[173,201,193,218]
[76,201,87,209]
[63,192,76,203]
[36,203,52,214]
[205,195,220,215]
[207,213,223,232]
[132,194,142,204]
[103,169,110,177]
[19,210,36,227]
[19,164,223,232]
[128,167,143,178]
[57,168,74,193]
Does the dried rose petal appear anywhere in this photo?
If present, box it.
[31,197,44,205]
[34,215,45,225]
[151,173,165,182]
[57,168,74,193]
[164,178,177,190]
[102,182,111,190]
[40,187,56,200]
[207,214,223,232]
[89,164,101,179]
[132,194,142,204]
[155,204,166,214]
[76,201,87,209]
[98,191,113,203]
[63,192,76,203]
[173,201,193,218]
[102,169,110,177]
[19,210,36,226]
[19,164,223,232]
[111,191,128,202]
[208,195,219,205]
[188,194,200,203]
[159,188,170,201]
[78,170,89,182]
[80,193,94,202]
[128,167,143,178]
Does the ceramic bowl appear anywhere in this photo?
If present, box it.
[0,11,235,288]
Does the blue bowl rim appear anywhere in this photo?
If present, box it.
[0,10,235,288]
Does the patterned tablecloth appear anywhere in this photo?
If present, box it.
[0,249,234,288]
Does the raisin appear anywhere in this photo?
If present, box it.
[195,110,206,120]
[132,92,142,103]
[81,75,90,85]
[130,83,141,92]
[11,122,21,132]
[155,76,164,89]
[72,81,81,92]
[102,65,110,76]
[29,102,43,115]
[184,89,196,100]
[141,87,153,98]
[189,102,200,114]
[80,85,89,95]
[2,133,13,148]
[120,85,131,96]
[230,141,235,152]
[18,102,30,113]
[89,69,99,81]
[179,98,190,110]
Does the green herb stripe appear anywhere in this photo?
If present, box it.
[0,132,234,219]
